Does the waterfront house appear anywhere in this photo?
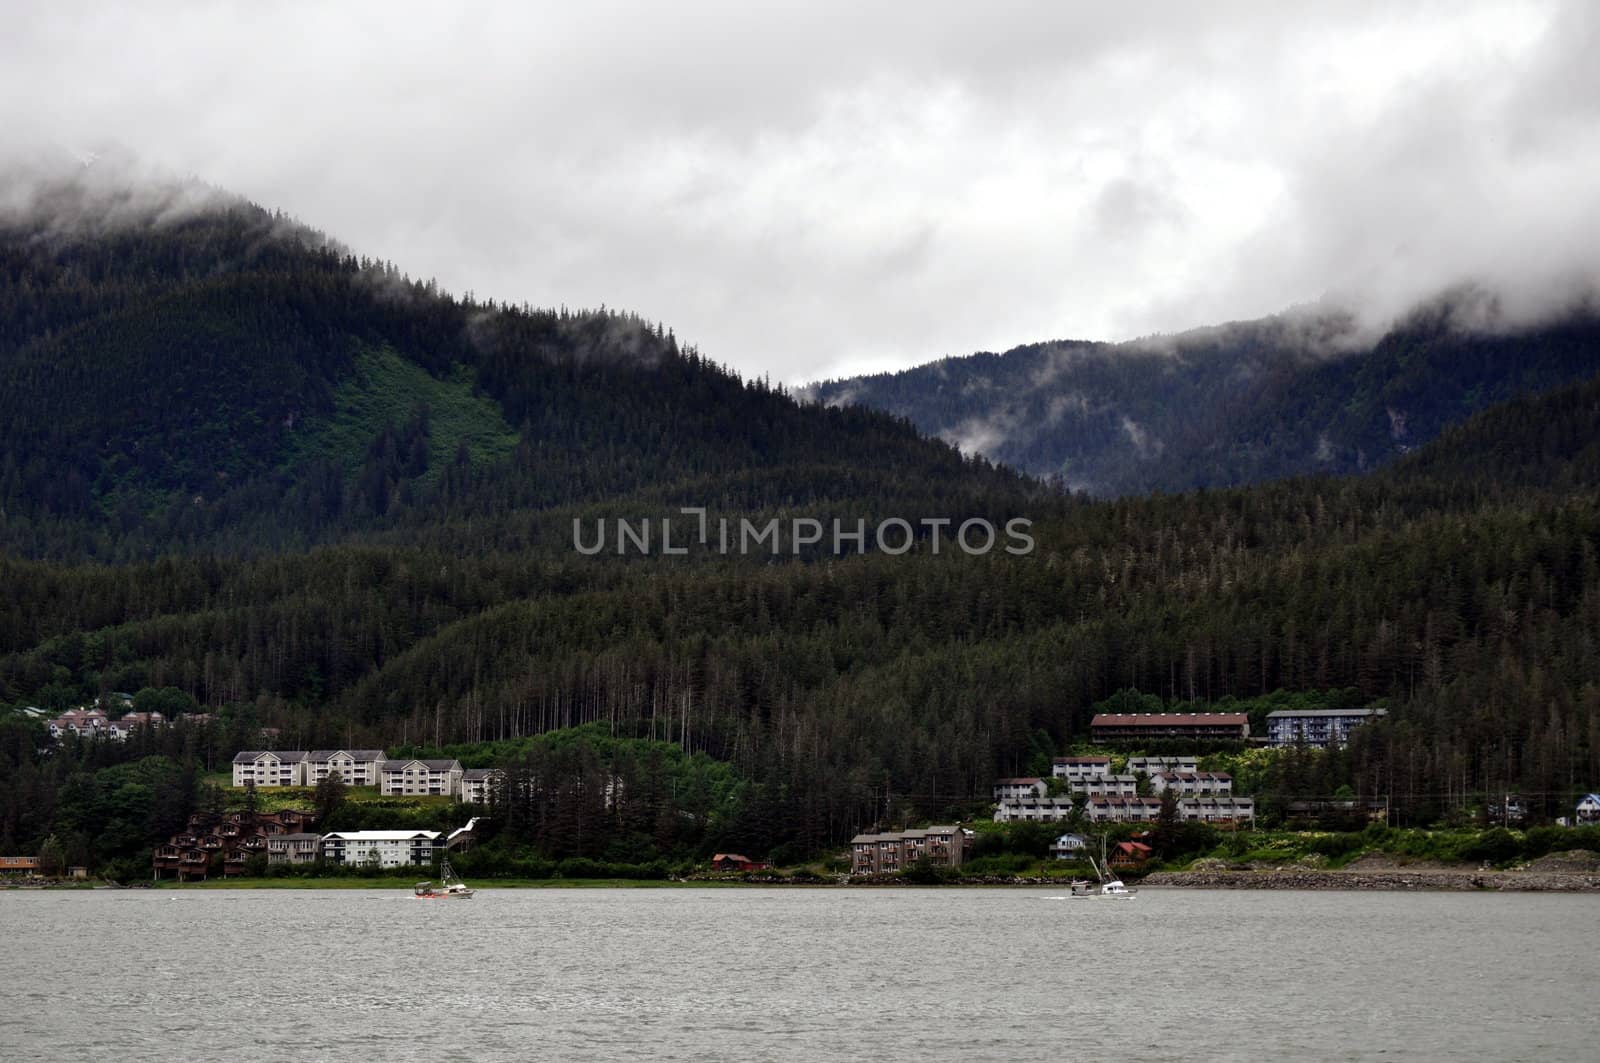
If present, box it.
[1126,755,1198,776]
[1052,756,1111,782]
[711,853,770,872]
[1089,713,1250,743]
[459,768,506,805]
[1265,707,1387,748]
[1150,771,1233,796]
[267,833,322,865]
[306,750,387,788]
[321,830,442,868]
[232,750,310,787]
[849,826,967,874]
[1576,794,1600,824]
[1110,841,1152,869]
[380,759,464,797]
[992,778,1047,802]
[1050,833,1088,859]
[1,856,41,875]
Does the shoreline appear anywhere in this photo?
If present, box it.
[1141,868,1600,892]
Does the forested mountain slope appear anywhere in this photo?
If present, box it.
[0,167,1036,560]
[808,297,1600,495]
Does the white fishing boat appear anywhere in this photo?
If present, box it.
[413,859,475,899]
[1069,837,1138,899]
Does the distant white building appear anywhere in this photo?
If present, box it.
[320,830,442,868]
[1266,708,1387,748]
[1180,797,1256,824]
[107,712,165,740]
[1151,771,1233,796]
[232,751,309,787]
[1068,774,1138,797]
[994,797,1076,823]
[992,778,1048,802]
[1576,794,1600,825]
[306,750,387,788]
[48,709,110,739]
[1051,757,1111,782]
[380,759,464,798]
[1082,796,1163,823]
[1126,755,1198,776]
[1050,833,1088,859]
[459,768,505,805]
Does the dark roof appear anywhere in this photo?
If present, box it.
[1091,713,1249,726]
[462,768,503,781]
[380,759,462,772]
[1053,756,1110,764]
[307,750,387,760]
[232,750,309,764]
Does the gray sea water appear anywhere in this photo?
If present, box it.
[2,887,1594,1061]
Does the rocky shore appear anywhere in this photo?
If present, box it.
[1142,868,1600,891]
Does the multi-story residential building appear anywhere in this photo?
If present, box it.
[1126,755,1199,776]
[1179,796,1255,824]
[992,777,1047,802]
[153,809,317,881]
[1265,708,1387,748]
[47,709,110,739]
[380,759,464,797]
[1150,771,1234,796]
[267,833,322,865]
[848,826,967,874]
[1052,757,1111,782]
[1090,713,1250,743]
[460,768,505,805]
[1576,794,1600,825]
[306,750,387,788]
[320,830,442,868]
[232,750,310,787]
[1081,796,1164,823]
[994,797,1076,822]
[1068,774,1139,797]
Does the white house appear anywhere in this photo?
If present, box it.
[232,751,309,787]
[992,778,1047,802]
[107,712,165,740]
[320,830,442,868]
[1050,833,1088,859]
[1576,794,1600,824]
[1126,755,1198,776]
[306,750,387,788]
[459,768,505,805]
[1051,757,1111,782]
[380,759,464,797]
[1151,771,1234,796]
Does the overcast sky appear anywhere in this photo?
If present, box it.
[6,1,1598,382]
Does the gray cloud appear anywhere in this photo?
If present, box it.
[4,1,1595,382]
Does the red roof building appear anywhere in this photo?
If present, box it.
[1089,713,1250,743]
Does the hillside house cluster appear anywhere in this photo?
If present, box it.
[231,750,503,803]
[849,826,969,875]
[996,793,1255,825]
[152,809,319,882]
[48,708,173,741]
[1150,771,1233,796]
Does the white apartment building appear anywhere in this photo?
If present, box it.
[1126,755,1199,776]
[1151,771,1234,796]
[992,778,1047,802]
[460,768,505,805]
[320,830,442,868]
[380,759,464,797]
[306,750,387,788]
[1051,757,1112,782]
[1180,797,1256,824]
[993,797,1077,823]
[1081,796,1164,823]
[266,833,322,865]
[232,751,309,787]
[1068,774,1139,797]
